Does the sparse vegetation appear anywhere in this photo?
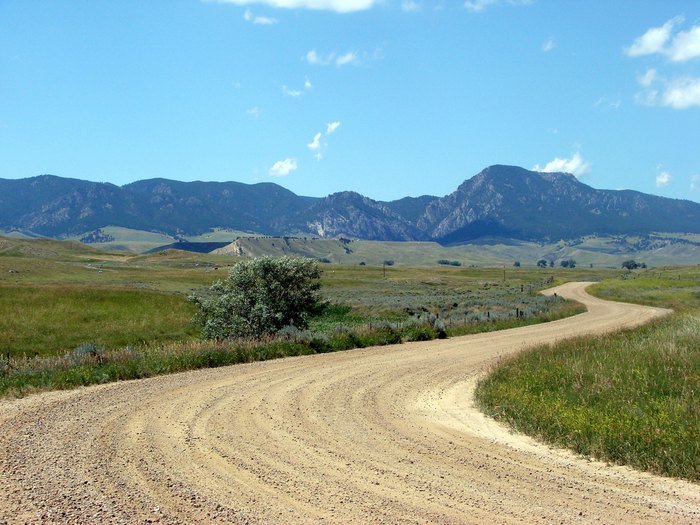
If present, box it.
[0,241,595,398]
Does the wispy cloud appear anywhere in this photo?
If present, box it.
[533,152,590,178]
[282,78,313,98]
[626,16,700,62]
[307,132,322,159]
[593,96,621,111]
[638,68,657,87]
[401,0,420,12]
[464,0,532,13]
[210,0,377,13]
[306,49,361,67]
[656,170,671,188]
[542,37,555,52]
[247,106,262,118]
[269,158,297,177]
[243,8,278,24]
[282,85,303,97]
[307,121,342,161]
[336,51,359,66]
[464,0,496,12]
[690,174,699,192]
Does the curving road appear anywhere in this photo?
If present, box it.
[1,282,699,524]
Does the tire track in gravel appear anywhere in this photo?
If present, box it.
[1,282,699,524]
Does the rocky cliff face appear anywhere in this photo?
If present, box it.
[291,192,421,241]
[2,165,699,243]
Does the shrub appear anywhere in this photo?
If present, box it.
[191,256,322,340]
[622,259,643,270]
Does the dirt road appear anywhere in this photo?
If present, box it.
[1,282,698,524]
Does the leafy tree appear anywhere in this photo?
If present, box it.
[191,256,322,340]
[513,261,521,267]
[537,259,548,268]
[622,259,640,270]
[560,258,576,269]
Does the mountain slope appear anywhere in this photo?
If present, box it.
[1,166,699,243]
[418,165,700,243]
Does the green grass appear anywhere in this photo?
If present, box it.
[0,285,199,358]
[476,265,700,481]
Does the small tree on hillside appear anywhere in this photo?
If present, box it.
[622,259,640,270]
[537,259,548,268]
[191,256,322,340]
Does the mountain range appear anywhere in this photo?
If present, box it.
[1,165,699,244]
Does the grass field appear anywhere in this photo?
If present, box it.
[476,265,700,481]
[0,236,603,397]
[0,285,198,358]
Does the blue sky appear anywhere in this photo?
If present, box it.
[1,1,699,203]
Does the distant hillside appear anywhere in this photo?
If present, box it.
[418,165,700,243]
[2,165,699,244]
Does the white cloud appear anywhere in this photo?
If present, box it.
[542,37,555,52]
[305,50,323,65]
[269,158,297,177]
[669,26,700,62]
[626,16,700,62]
[533,152,591,178]
[661,77,700,109]
[305,49,360,67]
[626,16,682,57]
[691,174,699,192]
[247,106,262,118]
[336,51,359,66]
[282,85,303,97]
[307,132,322,151]
[211,0,377,13]
[401,0,420,12]
[304,77,312,89]
[306,121,341,161]
[638,74,700,109]
[243,8,278,23]
[656,171,671,187]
